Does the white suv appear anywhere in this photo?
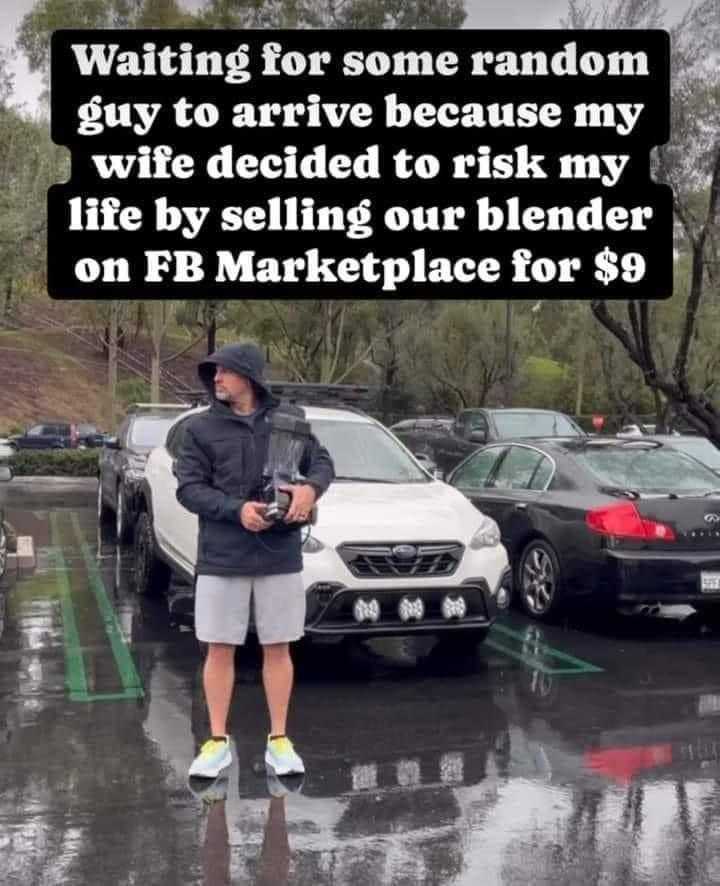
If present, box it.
[133,405,510,645]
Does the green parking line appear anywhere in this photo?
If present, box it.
[52,543,89,697]
[487,622,603,675]
[70,513,144,698]
[50,512,144,702]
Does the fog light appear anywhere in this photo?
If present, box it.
[398,595,425,622]
[496,570,512,610]
[441,594,467,620]
[351,763,378,791]
[353,596,380,623]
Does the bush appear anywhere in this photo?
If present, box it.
[117,378,151,407]
[516,356,573,412]
[9,449,99,477]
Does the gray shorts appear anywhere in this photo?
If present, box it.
[194,573,306,646]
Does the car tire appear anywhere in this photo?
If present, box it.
[0,524,7,581]
[516,539,564,621]
[115,484,133,545]
[97,478,114,532]
[133,510,171,596]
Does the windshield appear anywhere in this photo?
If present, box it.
[575,445,720,493]
[493,412,584,438]
[669,438,720,471]
[130,417,178,448]
[312,420,430,483]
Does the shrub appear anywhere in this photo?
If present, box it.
[117,378,151,407]
[9,449,99,477]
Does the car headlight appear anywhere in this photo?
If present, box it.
[302,534,325,553]
[469,514,501,549]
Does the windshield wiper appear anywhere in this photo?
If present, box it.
[598,486,681,500]
[702,489,720,497]
[599,485,641,499]
[334,475,401,483]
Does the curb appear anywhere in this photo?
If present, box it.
[9,476,97,484]
[8,536,35,575]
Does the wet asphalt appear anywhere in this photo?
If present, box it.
[3,481,720,885]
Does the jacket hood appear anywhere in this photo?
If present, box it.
[198,343,275,407]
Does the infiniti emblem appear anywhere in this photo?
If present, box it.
[705,514,720,524]
[392,544,418,560]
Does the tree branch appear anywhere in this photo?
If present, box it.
[674,144,720,393]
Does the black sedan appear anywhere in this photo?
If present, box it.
[447,437,720,621]
[98,405,189,543]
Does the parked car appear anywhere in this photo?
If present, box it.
[97,404,191,543]
[447,436,720,621]
[644,435,720,477]
[0,439,15,460]
[77,423,106,448]
[11,421,79,450]
[617,423,657,437]
[393,408,586,477]
[0,464,14,580]
[131,404,510,648]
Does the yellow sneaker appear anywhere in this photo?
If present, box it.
[265,735,305,776]
[188,736,231,779]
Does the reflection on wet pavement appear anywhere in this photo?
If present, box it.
[2,483,720,884]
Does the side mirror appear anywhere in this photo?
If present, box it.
[0,465,12,482]
[469,430,487,444]
[104,436,121,450]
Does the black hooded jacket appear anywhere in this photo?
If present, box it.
[175,343,334,576]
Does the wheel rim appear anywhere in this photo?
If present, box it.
[521,547,555,615]
[116,488,124,539]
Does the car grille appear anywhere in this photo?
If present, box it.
[338,542,463,578]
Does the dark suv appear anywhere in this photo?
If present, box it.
[11,422,79,450]
[394,408,586,476]
[97,404,190,543]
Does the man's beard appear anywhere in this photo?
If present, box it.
[215,389,232,403]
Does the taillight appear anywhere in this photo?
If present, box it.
[586,502,676,541]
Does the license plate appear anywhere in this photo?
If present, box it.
[701,572,720,593]
[698,694,720,716]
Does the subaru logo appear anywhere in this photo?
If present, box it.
[705,514,720,524]
[392,544,418,560]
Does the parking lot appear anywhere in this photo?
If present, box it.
[3,479,720,885]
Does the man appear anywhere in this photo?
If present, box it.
[176,342,334,780]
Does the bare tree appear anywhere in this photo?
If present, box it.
[564,1,720,441]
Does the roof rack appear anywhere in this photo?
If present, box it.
[126,402,192,413]
[179,383,381,414]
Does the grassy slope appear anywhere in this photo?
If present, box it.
[0,325,204,434]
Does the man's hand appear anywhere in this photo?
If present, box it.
[240,501,271,532]
[280,484,317,523]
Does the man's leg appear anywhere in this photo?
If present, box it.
[261,643,293,737]
[204,643,236,736]
[190,575,251,778]
[255,573,306,775]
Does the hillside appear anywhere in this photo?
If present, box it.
[0,301,210,434]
